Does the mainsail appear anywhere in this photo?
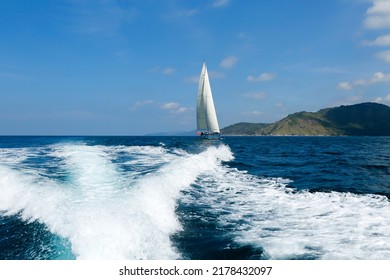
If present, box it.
[197,63,220,135]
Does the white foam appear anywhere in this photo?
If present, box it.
[189,165,390,259]
[7,142,388,259]
[0,143,233,259]
[116,145,179,171]
[0,148,31,166]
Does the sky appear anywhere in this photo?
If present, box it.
[1,0,390,135]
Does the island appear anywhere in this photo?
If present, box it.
[221,102,390,136]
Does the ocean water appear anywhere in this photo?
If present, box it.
[0,136,389,260]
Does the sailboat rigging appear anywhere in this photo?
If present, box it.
[196,63,221,140]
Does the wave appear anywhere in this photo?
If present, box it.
[187,161,390,259]
[1,142,390,260]
[0,143,233,259]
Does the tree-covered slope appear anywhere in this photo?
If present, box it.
[221,103,390,136]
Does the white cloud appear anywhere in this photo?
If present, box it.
[131,99,155,110]
[377,50,390,63]
[213,0,230,8]
[247,72,276,82]
[338,72,390,89]
[175,107,189,113]
[364,0,390,29]
[243,92,267,100]
[362,71,390,84]
[363,34,390,46]
[161,102,188,113]
[374,93,390,105]
[364,15,390,29]
[351,1,390,96]
[220,56,238,68]
[161,102,180,110]
[337,82,353,90]
[367,0,390,15]
[131,100,188,114]
[360,2,390,63]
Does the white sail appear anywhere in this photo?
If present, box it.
[197,63,220,133]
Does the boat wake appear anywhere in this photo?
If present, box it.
[185,157,390,259]
[1,142,390,259]
[0,143,232,259]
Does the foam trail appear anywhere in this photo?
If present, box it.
[0,148,29,166]
[189,166,390,259]
[0,166,69,222]
[0,143,233,259]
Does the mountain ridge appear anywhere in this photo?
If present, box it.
[221,102,390,136]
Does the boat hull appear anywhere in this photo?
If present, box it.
[199,132,221,140]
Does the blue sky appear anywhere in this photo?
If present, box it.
[1,0,390,135]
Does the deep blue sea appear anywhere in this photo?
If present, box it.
[0,136,389,260]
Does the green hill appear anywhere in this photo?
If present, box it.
[221,102,390,136]
[221,122,270,135]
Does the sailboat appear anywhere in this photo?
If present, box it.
[196,62,221,140]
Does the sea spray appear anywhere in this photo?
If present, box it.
[186,165,390,259]
[3,136,389,260]
[0,143,233,259]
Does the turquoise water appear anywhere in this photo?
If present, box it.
[1,136,389,259]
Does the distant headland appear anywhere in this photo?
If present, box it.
[221,102,390,136]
